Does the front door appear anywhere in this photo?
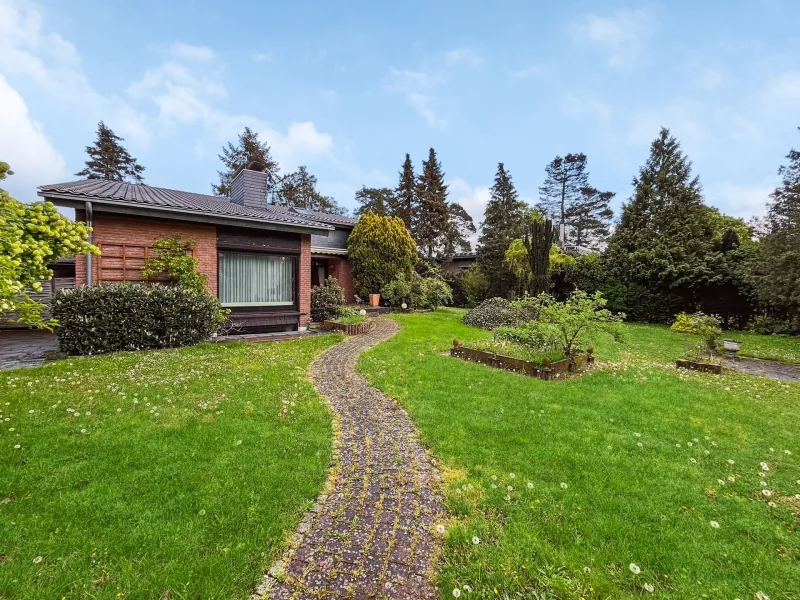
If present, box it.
[311,259,328,287]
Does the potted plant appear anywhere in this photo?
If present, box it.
[369,293,381,307]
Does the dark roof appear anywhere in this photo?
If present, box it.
[268,204,358,227]
[450,252,477,260]
[37,180,335,231]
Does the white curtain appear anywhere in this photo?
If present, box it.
[219,252,295,306]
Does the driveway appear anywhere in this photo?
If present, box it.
[0,329,59,370]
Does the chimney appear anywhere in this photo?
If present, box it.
[230,161,268,208]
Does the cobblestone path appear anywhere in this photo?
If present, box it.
[254,318,444,600]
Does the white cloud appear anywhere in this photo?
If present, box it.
[569,8,658,67]
[448,177,491,245]
[700,68,723,91]
[170,42,215,61]
[508,65,545,79]
[445,47,482,68]
[253,52,273,63]
[704,181,774,219]
[386,68,447,130]
[0,75,66,199]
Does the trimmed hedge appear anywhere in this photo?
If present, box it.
[51,283,225,355]
[462,297,526,330]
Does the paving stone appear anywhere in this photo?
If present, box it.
[266,319,444,599]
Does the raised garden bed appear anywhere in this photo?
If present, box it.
[451,344,593,380]
[323,319,374,335]
[675,359,723,374]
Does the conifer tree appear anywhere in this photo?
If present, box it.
[749,127,800,323]
[76,121,145,182]
[538,153,589,234]
[213,127,279,196]
[272,166,346,215]
[565,186,615,248]
[394,153,418,235]
[477,163,528,296]
[603,128,715,321]
[416,148,450,258]
[354,187,396,217]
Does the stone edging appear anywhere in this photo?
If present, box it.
[322,319,374,336]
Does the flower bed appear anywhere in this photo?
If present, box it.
[451,344,593,380]
[323,319,374,335]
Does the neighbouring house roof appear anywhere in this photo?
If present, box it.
[37,179,337,235]
[268,204,359,227]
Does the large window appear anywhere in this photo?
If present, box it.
[219,252,296,307]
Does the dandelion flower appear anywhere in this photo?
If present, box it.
[629,563,641,575]
[761,489,772,497]
[436,524,446,534]
[527,482,534,489]
[509,473,516,479]
[560,482,568,489]
[644,583,655,593]
[33,556,43,564]
[710,520,720,528]
[472,536,480,545]
[727,459,735,465]
[452,589,461,598]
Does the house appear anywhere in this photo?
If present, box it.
[439,252,477,274]
[37,164,358,333]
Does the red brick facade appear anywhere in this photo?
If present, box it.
[327,257,356,303]
[76,213,218,295]
[299,235,312,327]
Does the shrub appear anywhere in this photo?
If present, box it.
[381,275,413,307]
[443,272,468,307]
[417,277,452,309]
[460,265,491,308]
[747,315,797,335]
[671,311,722,358]
[332,307,365,325]
[311,276,346,321]
[462,297,526,330]
[51,283,225,355]
[670,312,696,333]
[347,213,417,298]
[141,234,206,293]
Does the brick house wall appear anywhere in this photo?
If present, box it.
[75,212,218,295]
[327,257,356,303]
[299,235,312,327]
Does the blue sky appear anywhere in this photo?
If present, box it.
[2,0,799,240]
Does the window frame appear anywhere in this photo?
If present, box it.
[217,250,298,308]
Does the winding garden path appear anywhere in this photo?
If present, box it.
[255,318,444,600]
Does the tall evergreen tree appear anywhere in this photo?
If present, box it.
[442,202,476,256]
[76,121,145,182]
[354,187,396,217]
[565,186,615,248]
[477,163,528,296]
[538,153,589,235]
[272,166,347,215]
[603,127,715,321]
[749,127,800,323]
[394,153,418,235]
[416,148,450,258]
[213,127,279,196]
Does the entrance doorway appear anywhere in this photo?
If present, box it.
[311,258,328,287]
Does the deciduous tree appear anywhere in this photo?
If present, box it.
[354,186,396,216]
[76,121,145,183]
[272,166,347,215]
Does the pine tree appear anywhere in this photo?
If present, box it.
[394,153,418,235]
[272,166,346,215]
[213,127,279,196]
[477,163,528,296]
[416,148,450,258]
[749,127,800,323]
[565,186,615,248]
[442,202,476,256]
[538,153,589,236]
[76,121,145,182]
[603,127,715,321]
[354,187,396,217]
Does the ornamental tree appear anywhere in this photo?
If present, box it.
[347,212,417,298]
[1,167,98,328]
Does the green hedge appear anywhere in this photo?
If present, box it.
[51,283,225,355]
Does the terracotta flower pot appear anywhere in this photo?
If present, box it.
[369,293,380,307]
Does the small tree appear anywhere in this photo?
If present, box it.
[347,213,417,298]
[141,234,206,293]
[76,121,146,182]
[1,167,98,328]
[523,217,556,295]
[532,291,625,357]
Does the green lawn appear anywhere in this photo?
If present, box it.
[0,335,341,600]
[359,310,800,599]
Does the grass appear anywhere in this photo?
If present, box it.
[359,309,800,599]
[460,338,564,365]
[0,334,341,600]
